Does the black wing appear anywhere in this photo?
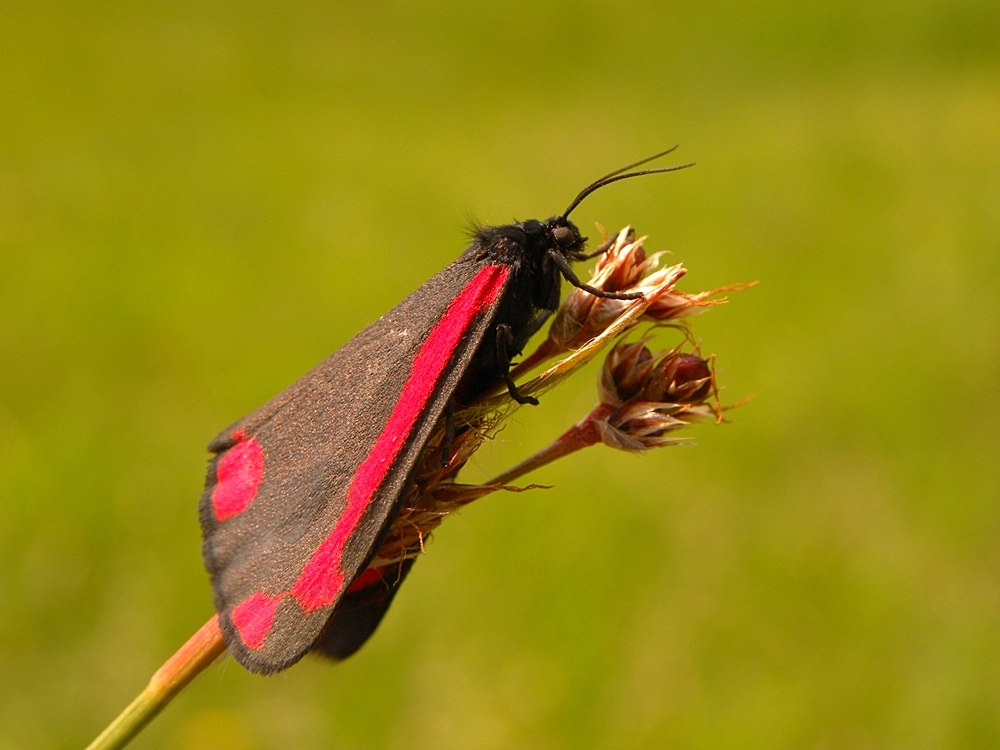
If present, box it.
[200,258,510,674]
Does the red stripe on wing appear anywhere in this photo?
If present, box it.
[230,264,509,649]
[291,264,509,612]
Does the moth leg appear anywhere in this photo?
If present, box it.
[548,249,643,301]
[538,252,562,311]
[570,235,615,261]
[441,396,456,467]
[496,324,539,406]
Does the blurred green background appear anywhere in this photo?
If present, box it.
[2,1,998,748]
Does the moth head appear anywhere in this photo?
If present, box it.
[544,217,586,256]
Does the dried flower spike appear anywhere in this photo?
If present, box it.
[595,339,718,450]
[601,343,714,407]
[515,226,736,377]
[491,338,721,485]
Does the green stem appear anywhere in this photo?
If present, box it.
[85,615,226,750]
[488,404,610,486]
[83,407,614,749]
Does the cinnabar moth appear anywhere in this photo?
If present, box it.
[199,149,692,674]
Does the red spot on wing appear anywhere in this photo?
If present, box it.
[212,436,265,522]
[291,264,509,612]
[348,566,387,593]
[231,592,281,649]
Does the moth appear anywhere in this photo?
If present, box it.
[199,150,691,674]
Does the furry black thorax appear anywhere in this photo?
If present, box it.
[468,217,586,266]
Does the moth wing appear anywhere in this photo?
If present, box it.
[312,558,416,661]
[200,259,509,674]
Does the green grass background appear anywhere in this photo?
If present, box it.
[2,2,998,748]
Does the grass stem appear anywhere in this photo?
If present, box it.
[85,615,225,750]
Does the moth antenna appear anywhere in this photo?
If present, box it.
[582,146,680,187]
[562,148,695,219]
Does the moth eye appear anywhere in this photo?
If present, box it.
[553,226,574,246]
